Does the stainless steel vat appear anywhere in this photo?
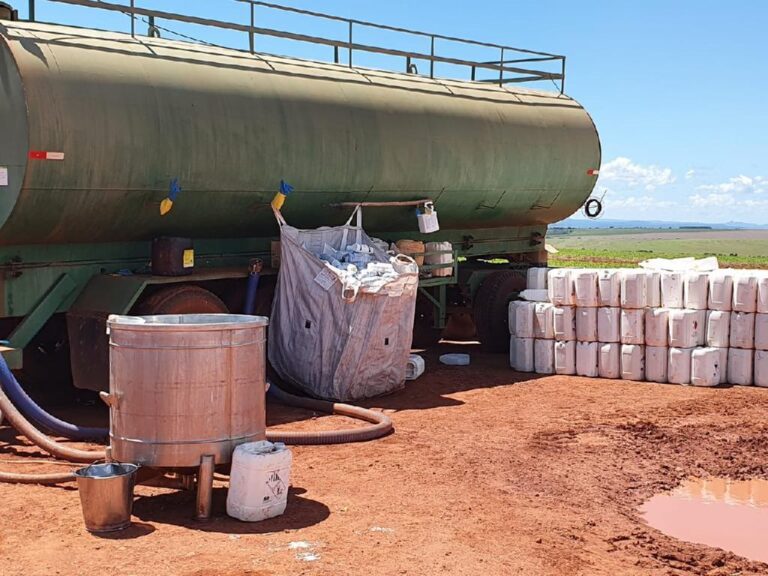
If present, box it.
[105,314,268,469]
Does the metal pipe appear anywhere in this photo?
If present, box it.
[560,56,566,94]
[27,0,34,21]
[248,2,254,54]
[498,47,504,86]
[130,0,134,37]
[347,20,352,67]
[429,35,434,78]
[195,455,215,521]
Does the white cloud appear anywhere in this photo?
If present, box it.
[599,157,676,191]
[688,193,735,207]
[685,169,696,180]
[697,175,767,194]
[608,194,677,210]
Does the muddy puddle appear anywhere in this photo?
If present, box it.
[640,478,768,563]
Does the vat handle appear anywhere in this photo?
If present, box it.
[99,391,119,409]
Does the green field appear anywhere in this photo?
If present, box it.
[547,228,768,269]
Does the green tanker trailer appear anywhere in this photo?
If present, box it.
[0,1,600,391]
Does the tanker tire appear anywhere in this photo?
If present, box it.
[473,270,526,353]
[134,285,229,315]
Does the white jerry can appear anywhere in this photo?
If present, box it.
[573,269,599,308]
[620,270,647,309]
[733,273,758,313]
[620,308,645,345]
[509,335,517,369]
[512,301,536,339]
[668,347,693,385]
[668,309,703,349]
[706,310,731,348]
[684,271,709,310]
[597,269,621,307]
[620,344,645,381]
[548,269,575,307]
[645,346,668,383]
[755,313,768,350]
[730,312,756,350]
[646,271,661,308]
[554,340,576,375]
[661,271,684,309]
[553,306,576,341]
[645,308,669,347]
[527,267,549,290]
[598,343,621,379]
[514,337,535,373]
[690,347,721,387]
[532,303,555,340]
[597,307,621,343]
[708,270,734,311]
[728,348,754,385]
[227,441,293,522]
[534,339,556,375]
[416,202,440,233]
[575,307,598,342]
[757,272,768,314]
[715,347,729,384]
[754,350,768,387]
[508,301,517,336]
[576,341,599,378]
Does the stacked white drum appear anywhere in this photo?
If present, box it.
[509,266,768,387]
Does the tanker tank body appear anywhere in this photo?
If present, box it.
[0,9,600,388]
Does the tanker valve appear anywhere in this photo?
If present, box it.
[271,180,294,211]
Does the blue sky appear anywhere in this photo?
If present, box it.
[16,1,768,223]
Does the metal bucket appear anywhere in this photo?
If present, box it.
[74,462,138,533]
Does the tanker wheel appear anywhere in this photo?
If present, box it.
[473,270,526,353]
[133,285,229,315]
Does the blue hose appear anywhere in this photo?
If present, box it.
[0,354,107,441]
[243,259,263,315]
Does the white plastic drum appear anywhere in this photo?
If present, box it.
[706,310,731,348]
[573,269,599,308]
[620,308,645,345]
[728,348,754,385]
[597,269,621,307]
[661,271,684,309]
[532,303,555,340]
[554,341,576,375]
[597,307,621,343]
[645,308,669,347]
[575,308,598,342]
[227,441,292,522]
[512,301,535,339]
[598,343,621,379]
[620,344,645,381]
[730,312,756,350]
[576,342,599,378]
[668,309,703,349]
[534,339,555,375]
[553,306,576,341]
[646,271,661,308]
[668,347,693,385]
[645,346,668,383]
[548,269,575,306]
[620,270,647,309]
[755,313,768,350]
[754,349,768,387]
[684,271,709,310]
[513,337,534,373]
[708,270,734,311]
[527,267,548,290]
[733,273,758,313]
[690,348,721,387]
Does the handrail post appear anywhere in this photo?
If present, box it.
[130,0,134,37]
[498,47,504,86]
[471,65,475,81]
[347,20,352,67]
[28,0,34,21]
[560,56,566,94]
[334,45,339,64]
[429,35,435,78]
[248,1,254,53]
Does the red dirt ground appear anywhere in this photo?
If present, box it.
[2,349,768,575]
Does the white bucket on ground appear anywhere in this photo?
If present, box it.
[574,269,599,308]
[668,347,693,385]
[733,273,758,313]
[513,337,534,372]
[598,342,621,379]
[755,313,768,350]
[597,269,621,307]
[575,307,598,342]
[405,355,426,380]
[527,267,548,290]
[621,344,645,381]
[532,303,555,340]
[728,347,754,385]
[706,310,731,348]
[730,312,756,350]
[548,269,575,306]
[646,271,661,308]
[691,347,721,387]
[684,271,709,310]
[227,441,293,522]
[708,270,734,311]
[661,271,684,309]
[553,306,576,341]
[645,346,668,383]
[554,340,576,375]
[668,309,703,349]
[576,341,599,378]
[621,270,647,309]
[534,339,555,374]
[597,307,621,343]
[620,308,645,345]
[645,308,669,347]
[511,301,535,338]
[754,349,768,387]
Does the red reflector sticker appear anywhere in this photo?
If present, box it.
[28,151,65,160]
[587,169,599,176]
